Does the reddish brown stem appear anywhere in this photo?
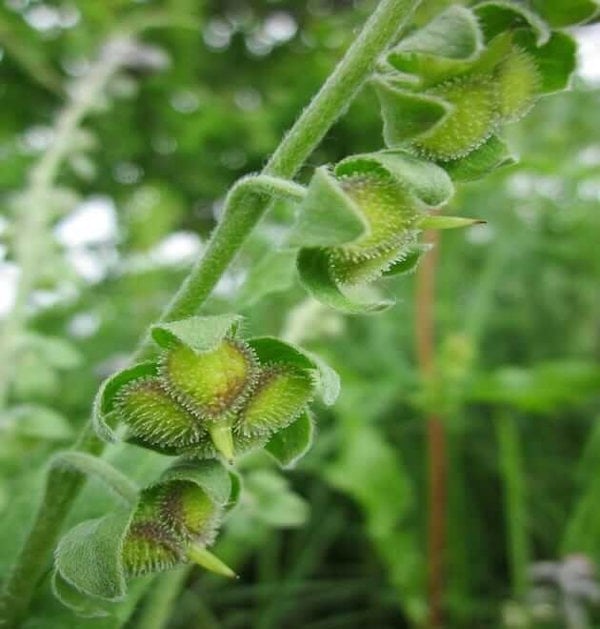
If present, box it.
[415,227,446,628]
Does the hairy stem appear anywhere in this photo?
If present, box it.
[415,227,446,628]
[0,1,421,625]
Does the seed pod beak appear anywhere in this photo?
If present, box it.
[207,422,235,463]
[187,543,237,579]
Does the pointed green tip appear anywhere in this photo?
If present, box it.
[418,215,486,230]
[207,422,235,463]
[188,544,237,579]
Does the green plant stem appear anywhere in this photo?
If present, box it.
[0,2,421,625]
[51,451,139,506]
[494,411,529,602]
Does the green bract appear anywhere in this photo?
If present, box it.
[53,461,238,616]
[94,315,337,464]
[375,3,576,174]
[291,150,457,313]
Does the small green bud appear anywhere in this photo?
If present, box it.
[116,378,201,448]
[496,48,540,122]
[121,521,182,577]
[413,75,497,161]
[237,366,315,437]
[160,339,258,419]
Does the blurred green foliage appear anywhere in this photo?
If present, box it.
[1,0,599,627]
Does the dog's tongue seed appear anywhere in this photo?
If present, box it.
[121,521,182,577]
[413,76,497,161]
[238,366,315,437]
[496,49,541,122]
[338,174,415,261]
[161,339,257,418]
[159,482,220,544]
[116,378,201,448]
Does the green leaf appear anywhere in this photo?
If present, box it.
[394,6,483,60]
[531,0,598,27]
[517,30,577,95]
[442,134,516,181]
[248,336,340,405]
[151,314,243,351]
[418,215,484,230]
[156,459,232,508]
[473,1,550,46]
[248,336,315,371]
[55,511,130,602]
[469,362,600,413]
[374,81,450,145]
[287,167,367,248]
[335,150,454,207]
[2,404,73,440]
[297,248,394,315]
[265,410,315,468]
[237,248,298,307]
[93,361,158,443]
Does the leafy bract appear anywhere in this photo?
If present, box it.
[288,167,367,248]
[394,6,483,60]
[265,410,315,469]
[531,0,598,27]
[297,248,394,315]
[55,511,131,603]
[151,314,242,351]
[93,362,158,443]
[248,336,340,406]
[443,134,515,181]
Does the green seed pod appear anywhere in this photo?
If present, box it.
[160,338,258,419]
[412,75,498,161]
[116,377,201,448]
[335,173,416,262]
[495,48,541,122]
[237,365,315,437]
[158,481,220,545]
[329,236,416,285]
[320,171,420,287]
[121,521,182,577]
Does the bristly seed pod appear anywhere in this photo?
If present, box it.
[326,171,419,286]
[495,47,541,122]
[121,521,182,577]
[95,315,332,462]
[158,481,220,545]
[336,173,416,262]
[116,377,202,448]
[160,338,258,419]
[412,75,497,161]
[237,365,315,437]
[329,234,416,285]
